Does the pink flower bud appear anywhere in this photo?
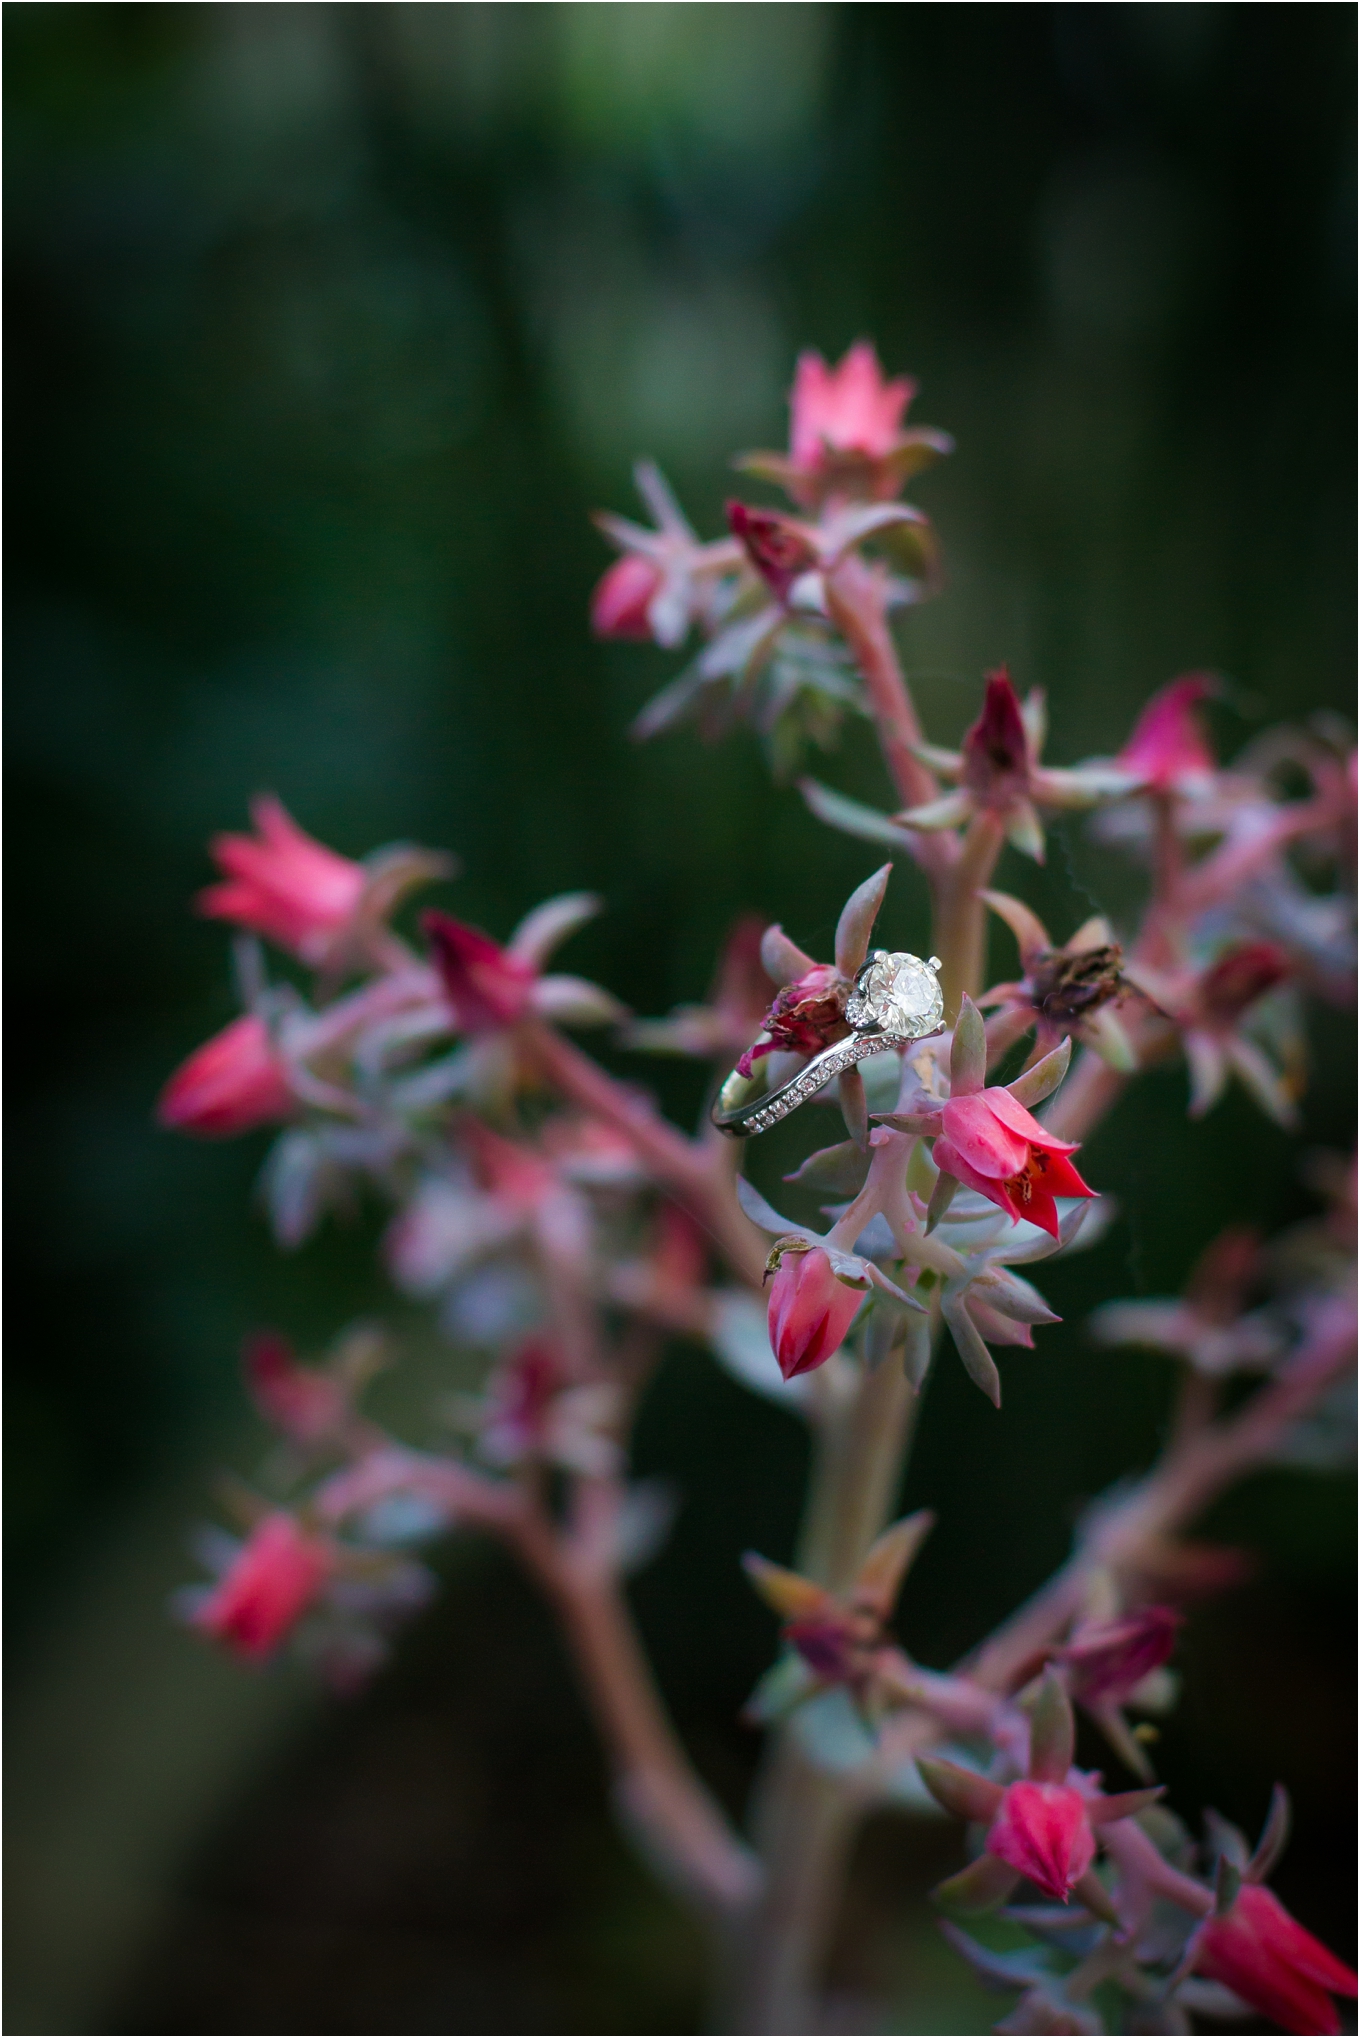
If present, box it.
[157,1013,294,1139]
[767,1247,863,1380]
[962,669,1030,800]
[726,501,819,600]
[197,796,366,966]
[482,1337,566,1461]
[985,1780,1096,1902]
[935,1086,1095,1239]
[193,1512,333,1662]
[591,554,664,640]
[423,912,536,1032]
[1198,942,1291,1028]
[1116,674,1216,793]
[1193,1884,1357,2036]
[736,962,847,1077]
[789,342,914,469]
[1056,1606,1182,1705]
[244,1330,347,1446]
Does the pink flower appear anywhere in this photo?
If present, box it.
[244,1330,347,1446]
[193,1512,333,1662]
[961,670,1031,804]
[1196,941,1291,1028]
[157,1013,294,1139]
[790,342,914,470]
[899,669,1138,863]
[591,553,665,639]
[742,1515,934,1719]
[986,1781,1096,1902]
[767,1246,864,1379]
[423,912,537,1032]
[933,1087,1095,1240]
[1192,1884,1357,2036]
[1117,674,1217,794]
[481,1337,566,1459]
[198,796,366,966]
[1056,1606,1182,1706]
[918,1672,1161,1918]
[736,962,848,1077]
[726,501,820,601]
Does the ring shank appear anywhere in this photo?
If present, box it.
[712,1030,918,1138]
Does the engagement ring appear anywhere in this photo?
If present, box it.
[712,950,944,1138]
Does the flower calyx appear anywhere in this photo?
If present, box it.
[918,1671,1163,1919]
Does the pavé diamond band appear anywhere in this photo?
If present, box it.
[711,950,944,1138]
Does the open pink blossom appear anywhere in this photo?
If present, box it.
[767,1246,863,1379]
[933,1087,1095,1239]
[157,1013,293,1139]
[790,342,914,470]
[1192,1884,1357,2036]
[193,1512,333,1662]
[198,795,366,965]
[1117,674,1217,794]
[986,1781,1096,1902]
[591,553,666,639]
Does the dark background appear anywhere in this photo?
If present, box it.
[6,5,1354,2032]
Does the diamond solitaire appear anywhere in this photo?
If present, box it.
[844,950,944,1036]
[713,947,944,1136]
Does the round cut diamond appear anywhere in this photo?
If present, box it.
[845,951,943,1036]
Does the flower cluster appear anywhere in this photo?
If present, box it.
[159,338,1355,2032]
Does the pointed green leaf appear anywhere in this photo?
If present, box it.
[1005,800,1046,863]
[1083,1005,1138,1073]
[1247,1785,1291,1885]
[979,888,1052,967]
[839,1066,869,1149]
[1214,1852,1242,1917]
[1027,1669,1075,1783]
[854,1511,935,1620]
[950,997,987,1096]
[942,1293,1002,1406]
[1069,1869,1120,1926]
[784,1140,872,1196]
[902,1313,934,1389]
[1005,1035,1071,1109]
[800,778,916,853]
[899,790,973,832]
[915,1756,1005,1824]
[1089,1786,1165,1826]
[932,1851,1021,1913]
[835,864,893,977]
[925,1169,959,1233]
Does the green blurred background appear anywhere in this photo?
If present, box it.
[6,5,1354,2032]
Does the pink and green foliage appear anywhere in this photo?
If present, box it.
[161,342,1355,2032]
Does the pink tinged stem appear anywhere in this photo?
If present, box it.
[823,557,952,860]
[935,810,1007,1020]
[962,1306,1356,1694]
[542,1556,762,1916]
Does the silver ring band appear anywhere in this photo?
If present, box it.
[712,949,945,1139]
[712,1029,916,1138]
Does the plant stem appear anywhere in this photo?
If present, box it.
[961,1304,1355,1693]
[934,811,1005,1020]
[723,1340,928,2031]
[824,557,939,817]
[541,1555,762,1916]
